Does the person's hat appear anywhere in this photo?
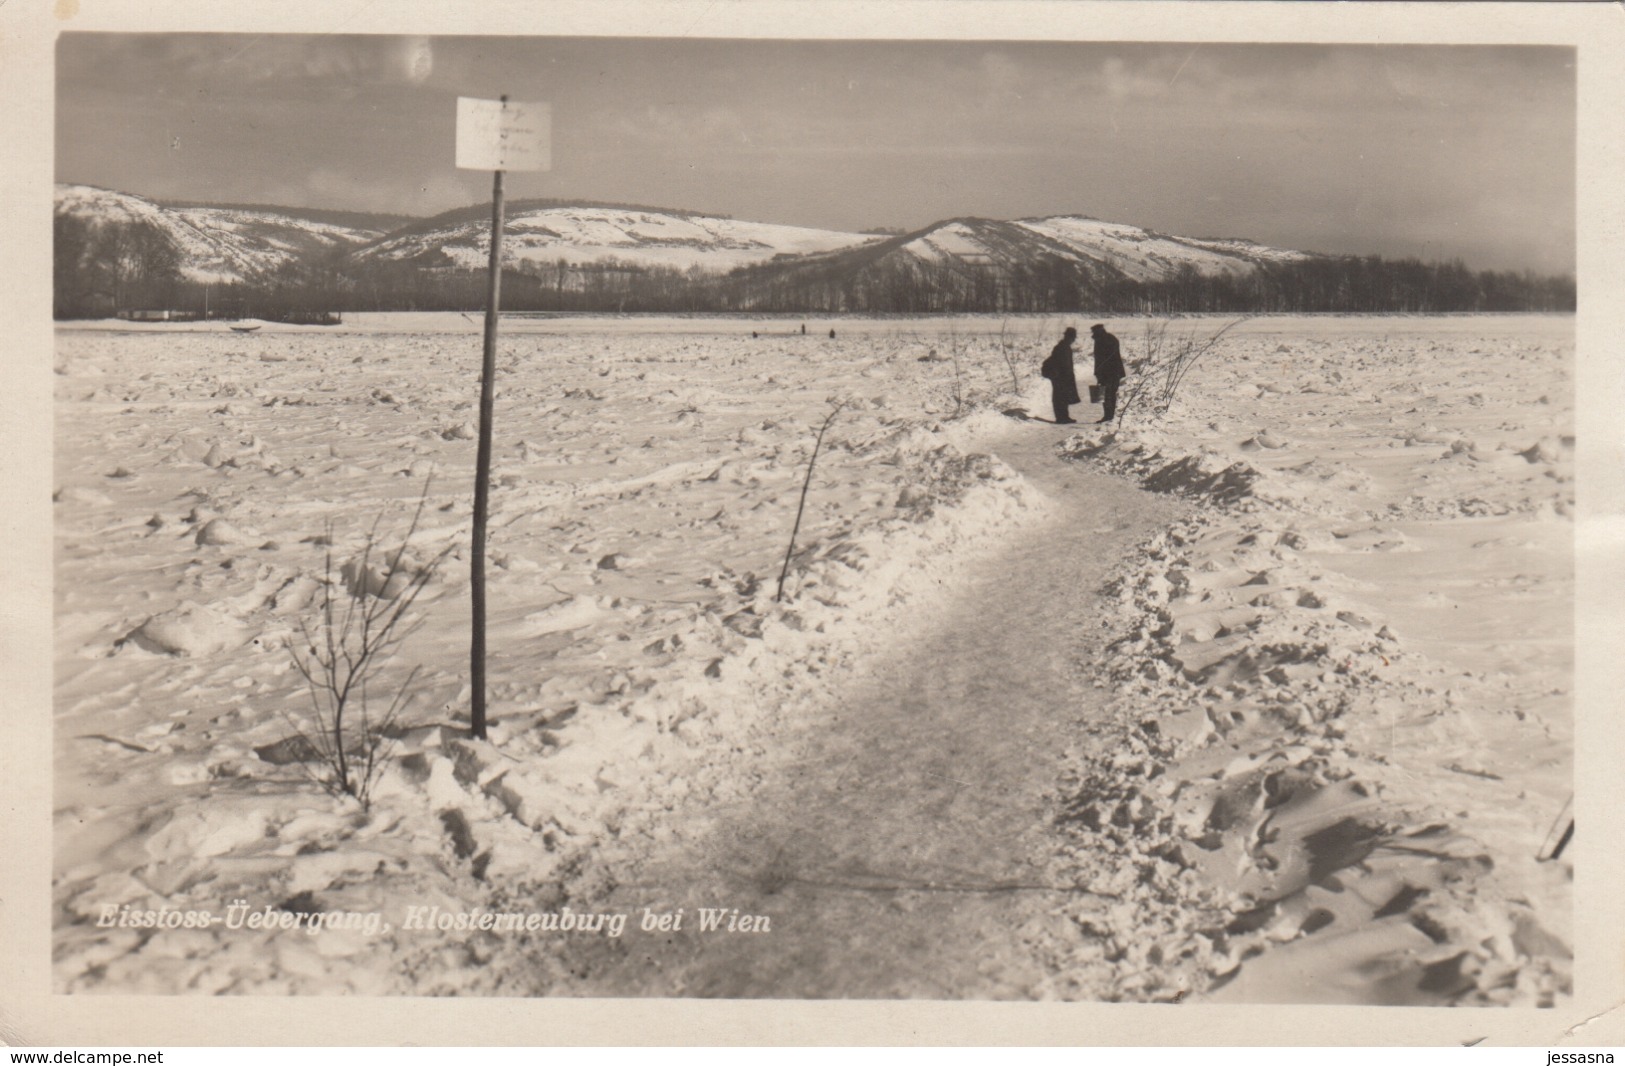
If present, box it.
[1090,323,1106,332]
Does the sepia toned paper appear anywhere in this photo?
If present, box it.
[4,0,1623,1048]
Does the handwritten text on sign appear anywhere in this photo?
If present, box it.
[456,97,551,172]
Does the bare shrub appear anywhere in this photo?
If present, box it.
[775,401,844,603]
[944,327,966,417]
[996,318,1022,394]
[282,487,451,809]
[1115,317,1249,427]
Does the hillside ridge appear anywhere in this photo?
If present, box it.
[55,182,1312,286]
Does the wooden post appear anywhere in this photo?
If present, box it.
[470,156,505,741]
[455,94,549,742]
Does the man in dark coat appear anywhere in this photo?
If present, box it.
[1090,322,1126,423]
[1041,327,1082,424]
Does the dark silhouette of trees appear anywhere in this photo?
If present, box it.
[54,214,1575,319]
[55,214,184,317]
[53,213,99,318]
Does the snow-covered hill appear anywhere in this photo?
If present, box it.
[54,183,1317,294]
[358,207,1312,282]
[354,203,887,274]
[54,185,396,284]
[892,215,1313,281]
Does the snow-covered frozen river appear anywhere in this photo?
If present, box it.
[52,313,1573,1002]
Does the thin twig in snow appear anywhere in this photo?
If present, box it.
[776,402,844,603]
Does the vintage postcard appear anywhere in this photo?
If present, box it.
[4,0,1623,1047]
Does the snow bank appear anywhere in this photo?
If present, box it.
[52,318,1045,994]
[1043,317,1573,1006]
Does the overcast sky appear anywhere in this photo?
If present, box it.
[56,34,1575,274]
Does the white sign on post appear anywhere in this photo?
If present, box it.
[456,97,551,172]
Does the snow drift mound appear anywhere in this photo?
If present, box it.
[55,403,1048,995]
[385,418,1051,994]
[1043,322,1573,1007]
[1045,507,1567,1006]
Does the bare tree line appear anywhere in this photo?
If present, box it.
[54,214,1575,319]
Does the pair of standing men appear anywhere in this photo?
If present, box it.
[1042,323,1124,424]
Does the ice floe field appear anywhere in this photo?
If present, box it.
[1048,315,1574,1005]
[52,312,1572,1002]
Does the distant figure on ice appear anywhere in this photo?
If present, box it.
[829,328,836,339]
[801,323,807,335]
[1090,322,1126,424]
[1040,327,1081,424]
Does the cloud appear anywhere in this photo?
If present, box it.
[978,50,1027,101]
[604,104,763,150]
[1099,55,1171,102]
[156,35,434,88]
[271,166,476,217]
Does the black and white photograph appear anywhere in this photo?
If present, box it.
[8,0,1625,1046]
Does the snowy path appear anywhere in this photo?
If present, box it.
[537,415,1184,998]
